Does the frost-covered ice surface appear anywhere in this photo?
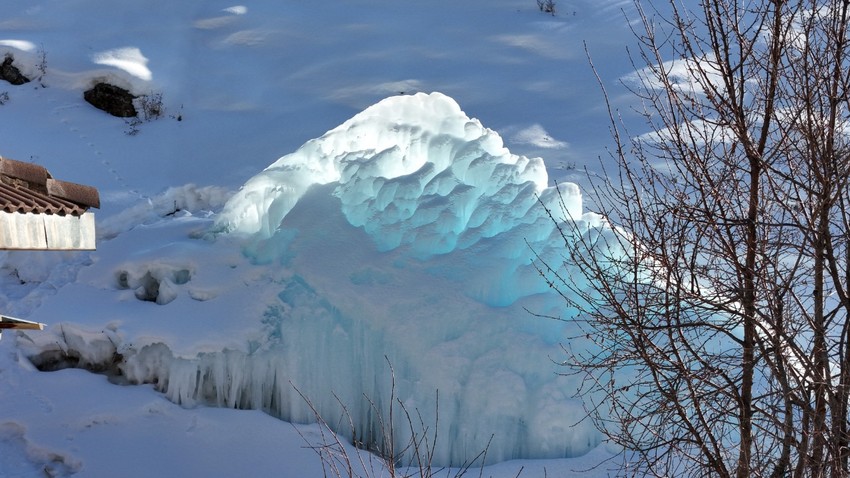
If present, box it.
[0,0,642,476]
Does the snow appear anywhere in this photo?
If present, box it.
[91,48,152,82]
[0,0,645,476]
[0,40,36,53]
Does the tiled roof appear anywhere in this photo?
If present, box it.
[0,156,100,216]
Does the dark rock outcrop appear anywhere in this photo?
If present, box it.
[0,55,31,85]
[83,82,137,117]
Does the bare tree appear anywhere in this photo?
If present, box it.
[534,1,850,476]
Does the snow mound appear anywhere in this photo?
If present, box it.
[216,92,582,255]
[91,47,152,81]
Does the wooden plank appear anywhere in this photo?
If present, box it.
[0,322,44,329]
[0,315,46,330]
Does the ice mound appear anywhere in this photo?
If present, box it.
[216,92,583,255]
[201,92,607,466]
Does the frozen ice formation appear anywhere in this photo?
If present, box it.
[212,93,603,464]
[215,92,584,255]
[22,93,608,467]
[204,93,606,465]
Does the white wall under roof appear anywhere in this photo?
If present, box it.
[0,212,95,250]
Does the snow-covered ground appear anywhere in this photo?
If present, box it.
[0,1,644,476]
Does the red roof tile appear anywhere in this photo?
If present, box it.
[0,157,99,216]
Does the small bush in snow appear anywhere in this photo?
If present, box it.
[138,92,164,121]
[124,116,142,136]
[296,358,492,478]
[536,0,555,15]
[36,44,47,86]
[125,91,168,135]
